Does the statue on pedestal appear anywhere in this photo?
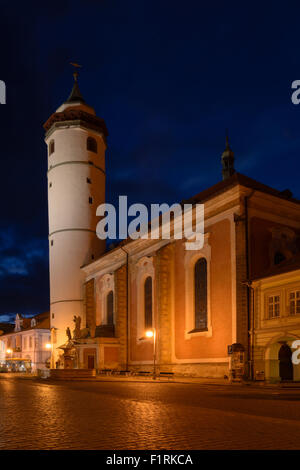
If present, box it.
[66,327,72,342]
[73,315,81,340]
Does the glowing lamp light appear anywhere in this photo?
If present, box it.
[45,343,52,350]
[6,349,12,354]
[145,330,154,338]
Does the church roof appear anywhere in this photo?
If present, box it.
[82,171,300,269]
[0,323,14,335]
[190,172,300,205]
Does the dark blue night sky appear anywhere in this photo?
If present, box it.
[0,0,300,321]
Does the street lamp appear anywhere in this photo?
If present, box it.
[6,348,12,370]
[145,328,156,379]
[45,343,52,350]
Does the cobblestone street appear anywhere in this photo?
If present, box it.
[1,376,300,449]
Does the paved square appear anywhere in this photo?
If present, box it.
[1,377,300,449]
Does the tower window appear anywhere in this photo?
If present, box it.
[144,276,153,329]
[89,197,93,204]
[194,258,207,330]
[87,137,97,153]
[49,140,55,155]
[51,240,54,246]
[49,182,52,188]
[87,178,91,184]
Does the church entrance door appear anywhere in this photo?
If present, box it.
[87,355,95,369]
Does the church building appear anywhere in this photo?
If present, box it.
[44,74,300,380]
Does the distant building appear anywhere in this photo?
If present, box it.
[0,312,51,372]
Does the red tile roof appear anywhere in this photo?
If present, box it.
[190,172,299,205]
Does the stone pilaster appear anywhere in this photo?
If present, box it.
[156,243,174,368]
[85,279,96,335]
[235,214,249,360]
[115,265,128,368]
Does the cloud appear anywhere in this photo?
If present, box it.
[0,228,49,317]
[0,230,48,279]
[0,257,28,277]
[0,313,15,323]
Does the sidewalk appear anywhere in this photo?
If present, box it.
[92,375,300,388]
[2,371,300,389]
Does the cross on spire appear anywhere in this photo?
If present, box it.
[70,62,82,82]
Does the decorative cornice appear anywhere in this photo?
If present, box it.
[252,268,300,287]
[82,249,127,279]
[44,108,108,139]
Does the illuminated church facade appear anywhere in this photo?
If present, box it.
[44,75,300,381]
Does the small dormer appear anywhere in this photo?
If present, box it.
[269,227,298,267]
[31,318,37,328]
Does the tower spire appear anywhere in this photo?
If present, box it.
[66,63,85,103]
[225,130,230,149]
[221,131,235,180]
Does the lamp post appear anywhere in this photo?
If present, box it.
[6,348,12,370]
[45,342,53,370]
[145,328,156,379]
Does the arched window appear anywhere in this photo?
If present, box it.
[106,291,114,325]
[87,137,97,153]
[194,258,207,330]
[49,140,55,155]
[144,276,153,329]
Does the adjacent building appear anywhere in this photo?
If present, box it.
[251,255,300,382]
[0,312,51,372]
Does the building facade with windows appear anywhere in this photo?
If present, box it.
[46,76,300,379]
[0,312,51,372]
[251,256,300,382]
[78,176,300,378]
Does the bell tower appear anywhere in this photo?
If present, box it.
[221,134,235,180]
[44,69,108,366]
